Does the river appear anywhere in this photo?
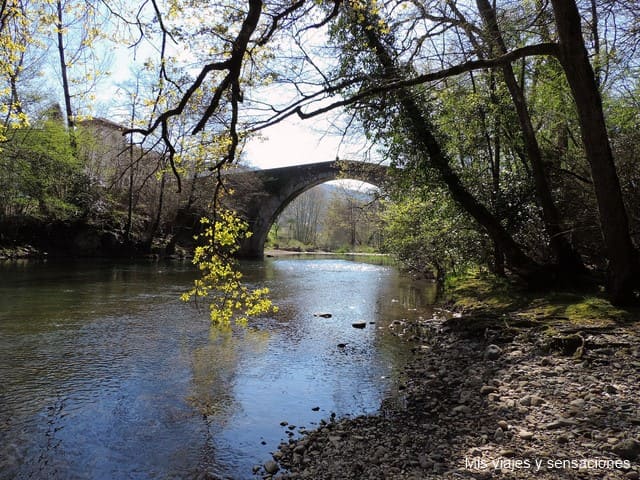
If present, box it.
[0,255,437,479]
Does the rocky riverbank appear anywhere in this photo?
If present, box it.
[0,244,45,260]
[258,304,640,479]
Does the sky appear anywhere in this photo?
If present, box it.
[242,117,377,192]
[243,118,345,169]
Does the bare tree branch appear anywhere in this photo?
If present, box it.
[125,0,265,188]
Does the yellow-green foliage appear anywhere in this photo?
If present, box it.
[181,209,278,326]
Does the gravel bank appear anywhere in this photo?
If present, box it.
[258,313,640,479]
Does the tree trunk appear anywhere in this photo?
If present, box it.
[490,101,505,276]
[124,97,137,242]
[550,0,639,303]
[124,144,135,242]
[56,0,76,149]
[147,172,166,246]
[476,0,585,276]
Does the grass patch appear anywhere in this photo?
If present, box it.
[564,296,631,326]
[444,268,528,314]
[444,269,636,330]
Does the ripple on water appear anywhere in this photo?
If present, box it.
[0,258,435,479]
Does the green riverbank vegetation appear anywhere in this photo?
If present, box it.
[444,268,637,341]
[0,108,225,259]
[267,1,639,306]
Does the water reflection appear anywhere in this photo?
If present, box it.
[0,257,436,479]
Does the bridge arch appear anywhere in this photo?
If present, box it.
[223,161,388,258]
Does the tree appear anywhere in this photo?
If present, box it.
[278,187,325,247]
[473,0,585,275]
[382,185,484,281]
[347,3,543,280]
[0,115,83,219]
[321,183,381,252]
[0,0,35,137]
[180,209,278,326]
[549,0,639,303]
[100,0,639,302]
[49,0,110,146]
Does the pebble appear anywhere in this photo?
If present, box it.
[264,460,279,475]
[545,418,579,429]
[518,430,535,440]
[484,344,502,360]
[530,395,545,406]
[452,405,471,414]
[612,438,640,461]
[569,398,586,409]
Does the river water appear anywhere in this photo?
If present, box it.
[0,255,436,479]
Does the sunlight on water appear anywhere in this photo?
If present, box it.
[0,257,436,479]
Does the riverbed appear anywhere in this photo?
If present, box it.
[0,256,436,479]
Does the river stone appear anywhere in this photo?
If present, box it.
[545,418,578,429]
[452,405,471,415]
[605,384,618,394]
[520,395,532,406]
[480,385,498,395]
[570,398,586,409]
[264,460,279,474]
[612,439,640,461]
[530,395,545,406]
[485,344,502,360]
[314,312,332,318]
[518,430,535,441]
[373,446,387,462]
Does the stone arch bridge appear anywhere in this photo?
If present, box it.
[221,160,389,258]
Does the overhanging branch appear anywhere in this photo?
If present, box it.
[254,42,560,128]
